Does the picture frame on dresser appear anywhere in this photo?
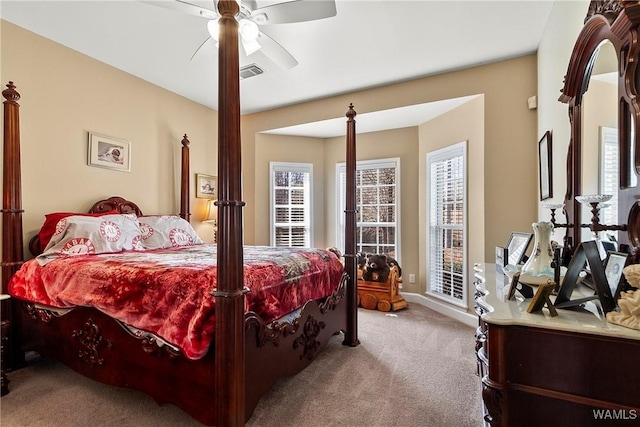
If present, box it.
[507,272,521,300]
[554,240,617,313]
[526,282,558,316]
[603,251,629,301]
[505,232,533,266]
[495,246,508,273]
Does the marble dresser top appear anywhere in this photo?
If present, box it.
[474,263,640,341]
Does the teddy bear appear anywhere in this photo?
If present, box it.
[362,253,391,283]
[386,256,402,278]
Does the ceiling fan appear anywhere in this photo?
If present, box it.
[148,0,337,69]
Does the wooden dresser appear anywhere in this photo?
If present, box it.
[473,263,640,427]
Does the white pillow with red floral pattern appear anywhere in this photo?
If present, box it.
[138,215,203,249]
[36,214,144,265]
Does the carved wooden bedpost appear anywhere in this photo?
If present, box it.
[2,82,24,375]
[213,1,246,426]
[179,134,191,222]
[343,104,360,347]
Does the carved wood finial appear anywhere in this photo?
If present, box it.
[181,134,190,148]
[2,81,20,103]
[217,0,239,17]
[586,0,624,24]
[346,103,357,120]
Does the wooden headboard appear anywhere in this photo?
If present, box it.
[89,196,144,216]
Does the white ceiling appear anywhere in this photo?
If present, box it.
[263,94,480,138]
[0,0,555,136]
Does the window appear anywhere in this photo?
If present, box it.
[600,126,618,229]
[427,142,467,307]
[600,127,638,227]
[270,162,312,247]
[337,158,400,260]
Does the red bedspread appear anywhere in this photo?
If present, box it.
[8,245,343,360]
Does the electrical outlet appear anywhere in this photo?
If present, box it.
[409,274,415,283]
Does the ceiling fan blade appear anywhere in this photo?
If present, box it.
[257,31,298,69]
[251,0,336,25]
[142,0,218,20]
[190,36,215,61]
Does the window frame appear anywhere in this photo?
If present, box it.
[269,161,313,248]
[426,141,467,308]
[336,157,401,262]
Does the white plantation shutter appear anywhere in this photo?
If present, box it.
[337,158,400,260]
[270,162,312,247]
[427,142,467,307]
[600,127,618,229]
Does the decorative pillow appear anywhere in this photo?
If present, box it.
[138,215,204,249]
[38,210,119,251]
[37,214,144,265]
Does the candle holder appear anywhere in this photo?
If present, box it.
[575,194,627,233]
[541,202,570,228]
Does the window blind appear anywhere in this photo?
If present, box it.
[270,162,312,247]
[427,142,467,307]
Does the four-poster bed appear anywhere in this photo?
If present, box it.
[0,1,359,425]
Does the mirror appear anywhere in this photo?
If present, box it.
[581,41,618,244]
[558,2,640,259]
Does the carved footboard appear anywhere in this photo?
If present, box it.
[244,273,348,416]
[12,273,348,425]
[15,302,216,424]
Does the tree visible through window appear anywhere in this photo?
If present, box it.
[427,142,467,307]
[270,162,312,247]
[338,158,399,260]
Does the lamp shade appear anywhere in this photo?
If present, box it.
[204,199,217,223]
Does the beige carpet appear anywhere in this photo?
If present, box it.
[1,305,482,427]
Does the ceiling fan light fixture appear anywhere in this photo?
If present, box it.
[252,13,268,25]
[241,37,261,56]
[239,19,259,42]
[207,19,219,41]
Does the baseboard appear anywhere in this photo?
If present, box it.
[400,292,476,327]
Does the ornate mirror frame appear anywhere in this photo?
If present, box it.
[559,0,640,262]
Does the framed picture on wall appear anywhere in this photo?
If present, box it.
[196,173,217,199]
[88,132,131,172]
[538,130,553,200]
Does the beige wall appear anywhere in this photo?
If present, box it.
[419,97,485,300]
[1,21,219,249]
[537,0,590,237]
[2,19,539,315]
[244,55,538,258]
[254,133,326,247]
[325,126,419,291]
[242,55,538,310]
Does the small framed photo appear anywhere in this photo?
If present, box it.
[88,132,131,172]
[604,251,629,300]
[601,240,617,253]
[507,272,521,300]
[538,130,553,201]
[196,173,217,199]
[526,282,558,316]
[506,232,533,266]
[495,246,508,273]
